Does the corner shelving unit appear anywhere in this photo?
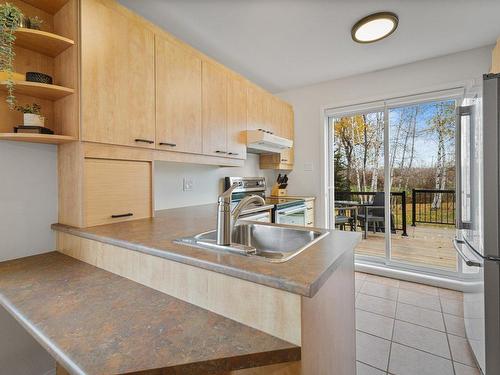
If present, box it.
[15,28,74,57]
[0,0,78,145]
[0,133,76,144]
[0,80,74,100]
[21,0,68,14]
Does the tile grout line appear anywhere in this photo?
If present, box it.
[357,275,474,373]
[441,288,457,375]
[357,360,389,374]
[356,313,466,364]
[386,285,400,373]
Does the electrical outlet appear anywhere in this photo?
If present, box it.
[183,177,193,191]
[304,162,313,171]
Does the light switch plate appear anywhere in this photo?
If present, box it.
[183,177,193,191]
[304,162,313,171]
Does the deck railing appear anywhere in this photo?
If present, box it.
[335,191,407,236]
[411,189,455,226]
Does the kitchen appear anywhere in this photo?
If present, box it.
[0,1,499,375]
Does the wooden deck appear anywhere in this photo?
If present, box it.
[353,224,457,270]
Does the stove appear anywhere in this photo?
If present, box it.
[224,177,306,225]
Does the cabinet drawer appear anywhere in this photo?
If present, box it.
[84,159,152,227]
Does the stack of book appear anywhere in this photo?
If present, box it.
[14,126,54,135]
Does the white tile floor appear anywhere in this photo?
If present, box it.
[355,272,481,375]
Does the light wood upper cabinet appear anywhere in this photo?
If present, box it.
[81,0,155,148]
[263,94,282,136]
[156,36,202,154]
[259,100,295,170]
[280,103,295,165]
[226,76,247,159]
[247,85,265,132]
[492,38,500,74]
[202,61,227,156]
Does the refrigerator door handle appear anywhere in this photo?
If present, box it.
[453,238,482,267]
[456,105,473,230]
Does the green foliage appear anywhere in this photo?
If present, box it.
[0,3,23,109]
[334,149,350,192]
[15,103,41,115]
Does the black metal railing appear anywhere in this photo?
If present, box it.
[335,191,407,236]
[411,189,455,226]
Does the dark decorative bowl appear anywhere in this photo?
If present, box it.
[26,72,53,85]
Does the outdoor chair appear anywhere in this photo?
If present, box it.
[335,206,356,231]
[357,192,396,234]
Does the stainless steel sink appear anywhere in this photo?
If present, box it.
[174,222,329,263]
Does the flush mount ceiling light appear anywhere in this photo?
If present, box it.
[351,12,399,43]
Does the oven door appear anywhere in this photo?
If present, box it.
[239,210,272,223]
[276,205,307,226]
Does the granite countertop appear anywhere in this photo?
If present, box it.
[0,252,300,375]
[52,204,361,297]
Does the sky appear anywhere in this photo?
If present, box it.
[389,100,456,167]
[336,99,456,169]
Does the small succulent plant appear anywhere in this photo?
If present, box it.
[15,103,41,115]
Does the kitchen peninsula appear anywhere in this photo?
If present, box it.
[48,204,360,374]
[0,205,360,374]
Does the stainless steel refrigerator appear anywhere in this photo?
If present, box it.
[455,73,500,375]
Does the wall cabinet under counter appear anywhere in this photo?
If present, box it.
[83,158,152,227]
[58,143,153,228]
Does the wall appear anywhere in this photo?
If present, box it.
[276,45,493,227]
[0,141,57,374]
[154,154,275,209]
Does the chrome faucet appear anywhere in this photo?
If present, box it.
[216,183,265,246]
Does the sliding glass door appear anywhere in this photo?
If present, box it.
[328,107,387,263]
[327,91,460,276]
[387,100,457,272]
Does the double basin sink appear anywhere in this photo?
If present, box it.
[175,222,329,263]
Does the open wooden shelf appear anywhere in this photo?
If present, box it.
[21,0,69,14]
[0,80,74,100]
[15,28,74,57]
[0,133,77,144]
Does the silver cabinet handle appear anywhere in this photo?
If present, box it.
[215,150,227,154]
[453,238,482,267]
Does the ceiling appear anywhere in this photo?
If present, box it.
[119,0,500,93]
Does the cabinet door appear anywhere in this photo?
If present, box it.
[156,36,202,154]
[226,76,247,159]
[81,0,155,148]
[84,159,152,227]
[202,61,227,156]
[280,103,295,165]
[263,94,282,136]
[247,85,264,131]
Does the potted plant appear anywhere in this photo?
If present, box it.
[28,16,43,30]
[16,103,44,127]
[0,3,23,109]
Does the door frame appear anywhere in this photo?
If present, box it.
[323,86,469,279]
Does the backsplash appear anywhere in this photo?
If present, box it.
[154,154,276,210]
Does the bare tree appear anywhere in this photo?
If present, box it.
[427,102,455,208]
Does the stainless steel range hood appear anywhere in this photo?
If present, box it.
[246,130,293,154]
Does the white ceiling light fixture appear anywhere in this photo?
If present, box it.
[352,12,399,44]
